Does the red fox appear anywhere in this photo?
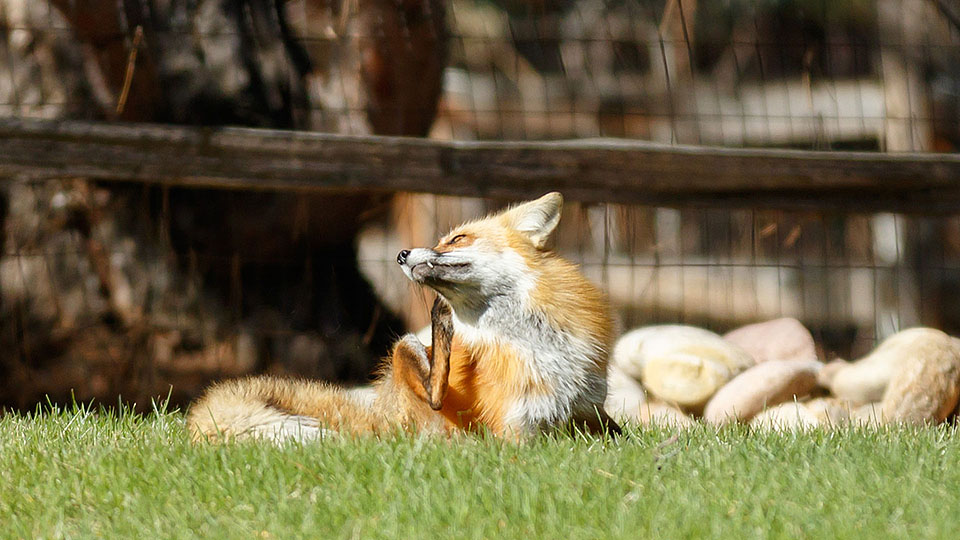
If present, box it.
[187,192,619,441]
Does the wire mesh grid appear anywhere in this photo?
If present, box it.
[0,0,959,408]
[359,194,960,349]
[3,1,959,146]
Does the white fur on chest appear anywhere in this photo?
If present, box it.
[451,300,608,434]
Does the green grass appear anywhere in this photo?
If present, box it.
[2,403,958,539]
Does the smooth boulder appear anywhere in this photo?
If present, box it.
[639,402,696,428]
[804,397,852,426]
[750,402,820,431]
[819,328,949,403]
[622,325,754,410]
[879,328,960,424]
[723,318,818,364]
[704,359,821,425]
[604,365,647,422]
[849,403,884,427]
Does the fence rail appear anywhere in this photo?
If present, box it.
[2,118,960,213]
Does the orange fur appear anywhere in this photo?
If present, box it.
[433,338,552,434]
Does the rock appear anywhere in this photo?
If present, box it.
[604,365,647,422]
[610,326,660,380]
[816,360,849,392]
[704,359,822,425]
[879,328,960,424]
[723,318,818,364]
[849,403,884,427]
[639,402,696,428]
[604,365,695,428]
[804,397,852,426]
[643,351,729,410]
[625,326,754,410]
[819,328,954,404]
[750,402,819,431]
[818,358,890,404]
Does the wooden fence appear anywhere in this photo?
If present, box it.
[2,118,960,213]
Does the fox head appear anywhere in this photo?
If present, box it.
[397,192,563,307]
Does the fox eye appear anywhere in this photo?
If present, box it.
[448,234,466,245]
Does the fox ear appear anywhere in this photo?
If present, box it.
[503,192,563,248]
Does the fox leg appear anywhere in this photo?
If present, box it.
[391,335,433,405]
[428,297,453,408]
[392,296,454,410]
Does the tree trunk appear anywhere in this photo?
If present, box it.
[0,0,447,408]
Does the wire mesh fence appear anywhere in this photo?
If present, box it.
[4,0,959,146]
[360,194,960,349]
[0,0,959,409]
[437,0,960,149]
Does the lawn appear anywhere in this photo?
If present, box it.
[1,402,958,539]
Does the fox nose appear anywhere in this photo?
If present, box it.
[397,249,411,265]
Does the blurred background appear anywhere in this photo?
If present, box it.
[0,0,958,409]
